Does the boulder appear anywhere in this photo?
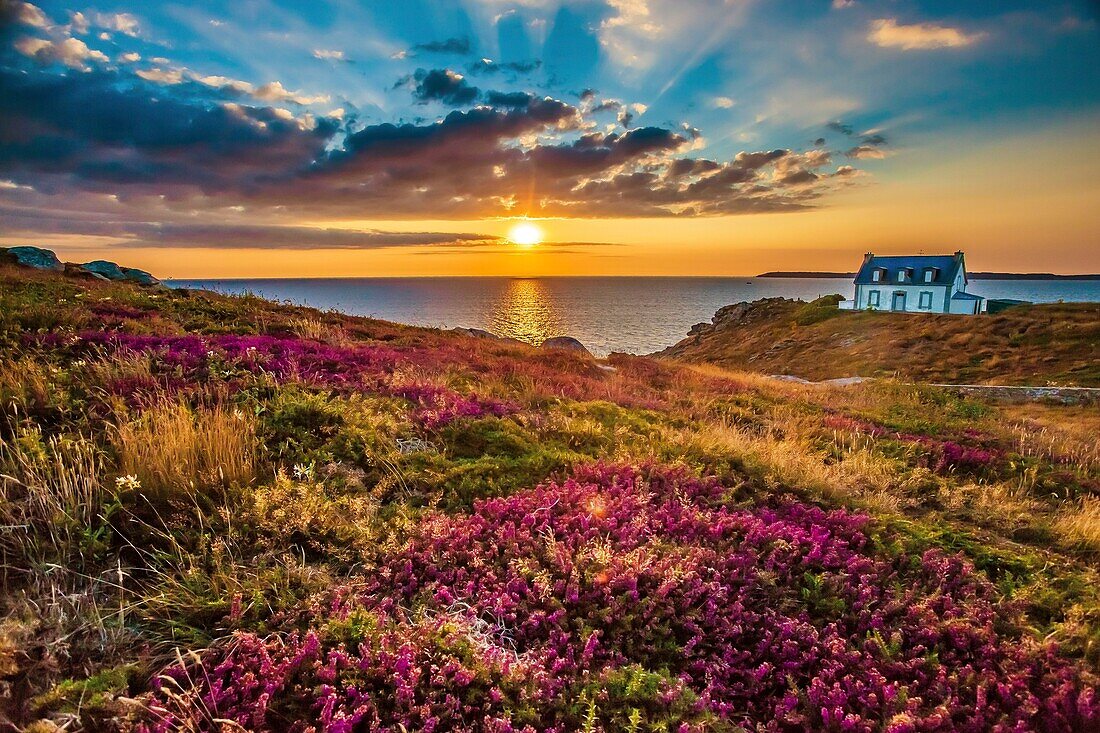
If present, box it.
[3,246,63,271]
[63,262,109,281]
[451,327,499,339]
[80,260,160,286]
[121,267,160,286]
[81,259,128,280]
[451,327,527,347]
[540,336,592,357]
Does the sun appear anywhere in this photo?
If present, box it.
[508,221,544,247]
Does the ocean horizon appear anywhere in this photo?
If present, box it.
[168,276,1100,356]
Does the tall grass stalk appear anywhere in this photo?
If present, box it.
[112,403,256,501]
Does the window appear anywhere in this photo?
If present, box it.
[897,268,912,283]
[867,290,880,307]
[924,268,937,282]
[871,269,882,282]
[919,291,933,309]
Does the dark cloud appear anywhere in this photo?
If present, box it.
[0,210,501,249]
[861,133,887,146]
[826,121,854,136]
[845,145,887,159]
[409,68,479,105]
[413,37,471,55]
[814,137,826,146]
[467,58,541,75]
[0,61,864,230]
[734,149,788,169]
[483,90,535,108]
[0,67,336,192]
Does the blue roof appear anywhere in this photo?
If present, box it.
[854,254,964,285]
[951,291,983,300]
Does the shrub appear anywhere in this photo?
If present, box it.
[141,463,1100,732]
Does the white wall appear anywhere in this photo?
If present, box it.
[948,297,981,315]
[855,284,948,313]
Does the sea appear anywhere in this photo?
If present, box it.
[167,277,1100,357]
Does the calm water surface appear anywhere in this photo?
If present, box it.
[168,277,1100,357]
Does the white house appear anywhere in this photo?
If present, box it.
[840,251,983,315]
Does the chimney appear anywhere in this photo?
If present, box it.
[863,252,874,264]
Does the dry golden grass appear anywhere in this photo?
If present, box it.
[289,316,329,342]
[85,348,155,386]
[660,300,1100,386]
[1054,497,1100,554]
[0,432,106,569]
[1002,405,1100,474]
[0,357,54,415]
[112,403,256,500]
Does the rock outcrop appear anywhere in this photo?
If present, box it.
[2,246,64,271]
[81,259,160,285]
[1,247,161,286]
[63,262,109,281]
[540,336,592,357]
[451,327,499,340]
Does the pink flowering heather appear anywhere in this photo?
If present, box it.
[41,332,517,427]
[391,383,518,428]
[823,415,1003,475]
[141,464,1098,732]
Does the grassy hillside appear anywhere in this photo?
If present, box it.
[656,296,1100,386]
[1,264,1098,731]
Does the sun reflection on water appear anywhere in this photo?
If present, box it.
[489,278,565,346]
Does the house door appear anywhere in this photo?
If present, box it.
[892,292,906,311]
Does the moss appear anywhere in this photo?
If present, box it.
[33,664,144,719]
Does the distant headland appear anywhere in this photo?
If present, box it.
[757,271,1100,280]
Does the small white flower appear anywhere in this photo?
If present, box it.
[115,474,141,491]
[292,463,314,481]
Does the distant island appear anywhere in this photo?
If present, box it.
[758,271,1100,280]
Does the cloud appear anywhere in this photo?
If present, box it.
[844,145,888,160]
[0,63,865,227]
[483,90,537,108]
[412,37,471,55]
[135,67,184,84]
[254,81,330,106]
[598,0,661,69]
[467,57,541,75]
[711,96,735,109]
[9,1,48,27]
[0,210,502,250]
[82,11,140,37]
[408,68,480,106]
[831,0,854,8]
[113,223,500,249]
[117,51,140,63]
[617,102,647,128]
[312,49,345,61]
[15,35,108,68]
[825,120,854,136]
[868,18,985,50]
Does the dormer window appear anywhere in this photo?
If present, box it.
[923,267,938,283]
[871,268,884,282]
[897,268,912,283]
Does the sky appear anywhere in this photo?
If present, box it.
[1,0,1098,277]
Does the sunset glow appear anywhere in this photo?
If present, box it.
[508,222,544,248]
[0,1,1097,276]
